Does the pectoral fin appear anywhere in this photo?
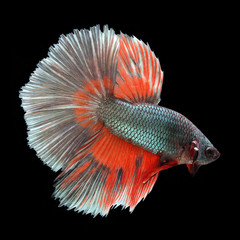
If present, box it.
[143,156,178,183]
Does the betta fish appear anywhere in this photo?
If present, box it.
[20,25,220,216]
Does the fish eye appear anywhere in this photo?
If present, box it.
[205,146,219,159]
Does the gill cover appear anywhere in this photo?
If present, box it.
[187,139,200,175]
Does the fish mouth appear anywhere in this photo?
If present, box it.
[205,147,220,164]
[213,149,220,161]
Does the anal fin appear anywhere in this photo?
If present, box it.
[54,127,161,216]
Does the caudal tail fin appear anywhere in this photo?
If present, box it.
[20,25,118,172]
[20,25,163,216]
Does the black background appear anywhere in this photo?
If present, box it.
[9,5,234,237]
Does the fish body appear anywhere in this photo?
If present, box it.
[20,25,220,216]
[99,98,194,155]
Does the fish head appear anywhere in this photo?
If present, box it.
[183,131,220,176]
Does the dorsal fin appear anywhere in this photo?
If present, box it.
[114,34,163,104]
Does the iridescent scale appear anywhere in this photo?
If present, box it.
[99,98,195,155]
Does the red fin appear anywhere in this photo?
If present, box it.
[54,127,160,216]
[143,156,178,183]
[114,34,163,104]
[187,163,200,176]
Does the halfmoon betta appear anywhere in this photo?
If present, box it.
[20,25,220,216]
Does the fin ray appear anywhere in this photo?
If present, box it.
[54,127,160,216]
[114,34,163,104]
[20,25,118,171]
[20,25,166,216]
